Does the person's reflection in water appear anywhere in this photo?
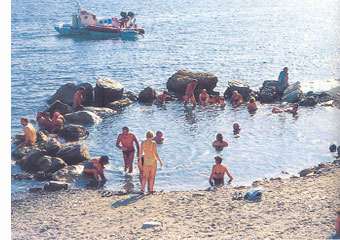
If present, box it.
[122,175,135,193]
[184,106,197,125]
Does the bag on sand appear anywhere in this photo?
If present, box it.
[244,187,265,200]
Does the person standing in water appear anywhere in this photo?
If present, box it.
[184,80,198,107]
[199,89,209,105]
[138,131,163,194]
[116,127,139,173]
[209,156,233,187]
[17,117,37,149]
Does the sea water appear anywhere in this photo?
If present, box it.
[11,0,340,193]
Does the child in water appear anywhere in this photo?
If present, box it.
[153,131,164,144]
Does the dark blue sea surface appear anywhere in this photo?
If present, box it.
[11,0,340,193]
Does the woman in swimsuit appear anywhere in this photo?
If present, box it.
[212,133,228,151]
[138,131,163,194]
[209,156,233,187]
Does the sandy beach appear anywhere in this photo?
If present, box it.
[11,159,340,240]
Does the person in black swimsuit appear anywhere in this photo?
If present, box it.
[116,126,139,173]
[209,156,233,187]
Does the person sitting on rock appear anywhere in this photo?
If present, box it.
[247,97,258,111]
[36,112,53,132]
[199,89,210,105]
[73,86,85,112]
[212,133,228,151]
[51,112,66,133]
[183,80,198,107]
[156,91,170,104]
[230,91,244,107]
[272,103,298,115]
[83,155,109,183]
[153,131,164,144]
[233,123,241,135]
[209,156,233,187]
[17,117,37,149]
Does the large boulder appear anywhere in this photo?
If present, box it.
[298,96,317,107]
[123,91,139,102]
[258,86,276,103]
[46,100,73,116]
[58,124,89,142]
[83,106,117,116]
[34,155,67,174]
[138,87,156,103]
[16,149,46,173]
[281,82,303,103]
[37,138,62,156]
[56,143,90,165]
[224,81,252,100]
[166,70,218,95]
[64,110,102,125]
[94,77,124,107]
[106,99,133,110]
[47,83,93,106]
[36,130,50,143]
[306,91,335,103]
[52,165,84,183]
[261,80,287,95]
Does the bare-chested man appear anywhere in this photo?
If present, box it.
[17,117,37,149]
[116,127,139,173]
[184,80,198,107]
[73,86,85,112]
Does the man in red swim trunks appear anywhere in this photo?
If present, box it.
[116,127,140,173]
[184,80,198,107]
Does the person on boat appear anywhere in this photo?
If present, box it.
[83,155,109,183]
[17,117,37,149]
[116,126,139,173]
[138,131,163,194]
[156,91,170,104]
[212,133,228,151]
[272,103,299,114]
[247,97,258,111]
[230,91,244,107]
[199,89,210,105]
[51,112,66,133]
[278,67,289,94]
[153,131,164,144]
[209,94,226,107]
[209,156,233,187]
[233,123,241,135]
[73,86,85,112]
[119,12,129,28]
[127,12,136,28]
[183,80,198,107]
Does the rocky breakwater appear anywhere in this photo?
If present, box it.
[166,70,218,99]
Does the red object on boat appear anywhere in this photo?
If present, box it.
[87,25,121,33]
[80,10,87,14]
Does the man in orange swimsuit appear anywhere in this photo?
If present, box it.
[184,80,198,107]
[116,127,140,173]
[209,156,233,187]
[83,155,109,182]
[17,117,37,149]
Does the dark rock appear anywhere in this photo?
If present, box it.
[123,91,139,102]
[224,81,252,100]
[36,130,50,143]
[11,173,34,180]
[58,124,89,142]
[46,100,73,116]
[106,99,133,110]
[43,181,68,192]
[258,86,276,103]
[329,144,337,152]
[48,83,93,106]
[261,80,287,95]
[13,133,25,145]
[166,70,218,95]
[337,146,340,158]
[52,165,84,183]
[298,96,317,107]
[12,146,36,160]
[64,110,102,125]
[35,155,67,174]
[38,138,62,156]
[34,171,52,181]
[281,82,303,103]
[307,91,335,103]
[138,87,156,103]
[56,143,90,165]
[17,149,46,173]
[29,187,43,193]
[299,168,313,177]
[94,77,124,107]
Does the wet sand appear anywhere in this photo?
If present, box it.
[11,160,340,240]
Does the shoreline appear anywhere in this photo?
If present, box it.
[11,159,340,239]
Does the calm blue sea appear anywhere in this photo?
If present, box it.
[11,0,340,193]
